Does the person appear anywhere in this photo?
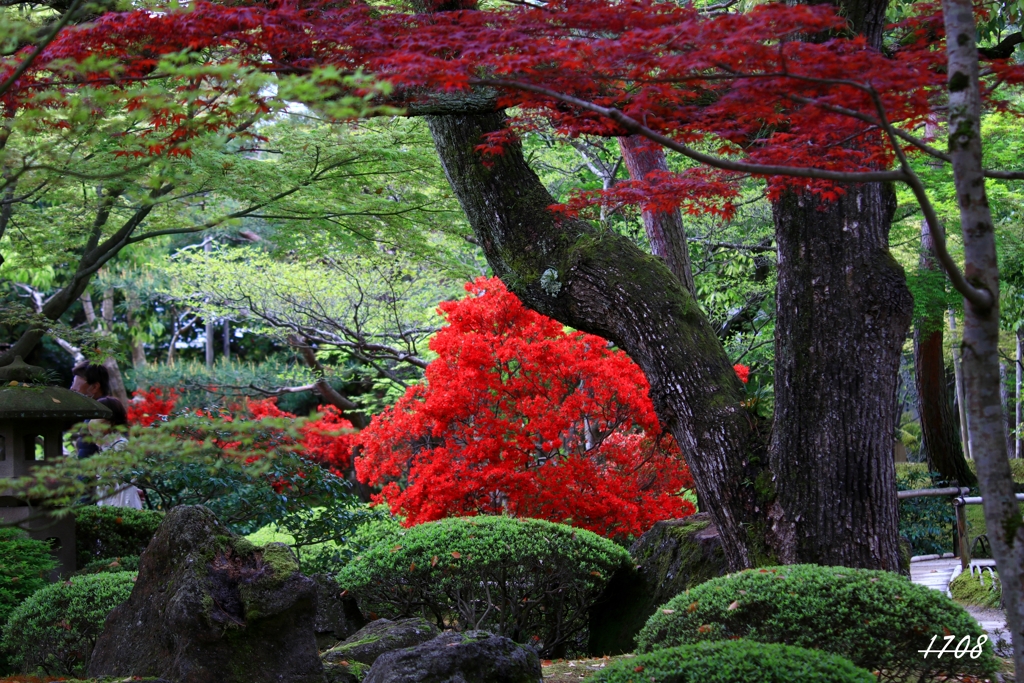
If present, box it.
[70,362,110,458]
[70,361,110,400]
[91,396,142,509]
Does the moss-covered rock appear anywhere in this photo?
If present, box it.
[362,630,542,683]
[588,514,726,655]
[322,617,440,667]
[87,505,322,683]
[950,568,1001,608]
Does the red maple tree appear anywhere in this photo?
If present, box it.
[355,277,695,538]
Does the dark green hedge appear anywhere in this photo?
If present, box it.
[75,555,141,575]
[336,516,631,658]
[73,506,163,568]
[1,572,135,676]
[637,565,996,683]
[590,640,875,683]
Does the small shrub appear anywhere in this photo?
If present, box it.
[637,565,996,683]
[897,469,954,556]
[75,555,141,575]
[0,529,58,674]
[1,572,135,676]
[336,515,631,657]
[73,506,163,568]
[950,568,1001,608]
[590,640,874,683]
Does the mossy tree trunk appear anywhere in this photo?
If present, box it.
[425,112,771,570]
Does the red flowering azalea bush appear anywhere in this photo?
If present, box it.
[355,277,695,539]
[127,387,179,426]
[245,399,356,473]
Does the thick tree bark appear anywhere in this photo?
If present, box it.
[914,222,976,486]
[763,0,912,571]
[617,135,695,294]
[425,111,772,569]
[768,185,912,570]
[941,0,1024,673]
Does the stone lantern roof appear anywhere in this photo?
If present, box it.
[0,356,111,423]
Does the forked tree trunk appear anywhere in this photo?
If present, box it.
[941,0,1024,673]
[914,222,976,486]
[769,184,913,570]
[426,111,772,569]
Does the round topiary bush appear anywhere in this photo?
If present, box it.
[637,565,997,682]
[590,640,875,683]
[336,515,631,657]
[1,572,136,676]
[73,506,163,568]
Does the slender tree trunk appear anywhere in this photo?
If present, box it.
[425,111,771,569]
[941,0,1024,673]
[1002,361,1016,461]
[222,319,231,361]
[617,135,695,293]
[949,310,973,459]
[1017,328,1022,458]
[914,222,976,486]
[768,184,912,570]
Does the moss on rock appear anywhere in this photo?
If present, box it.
[588,514,727,655]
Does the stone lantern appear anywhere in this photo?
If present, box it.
[0,356,111,576]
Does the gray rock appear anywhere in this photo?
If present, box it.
[313,574,367,650]
[588,513,727,655]
[363,631,542,683]
[323,617,440,666]
[88,505,322,683]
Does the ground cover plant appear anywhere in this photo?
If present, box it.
[1,573,135,677]
[336,515,631,658]
[637,565,997,682]
[589,640,875,683]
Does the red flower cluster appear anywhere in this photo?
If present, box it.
[733,364,750,384]
[355,277,695,539]
[127,387,178,427]
[127,388,355,473]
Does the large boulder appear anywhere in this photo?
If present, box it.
[313,574,367,649]
[88,505,322,683]
[322,617,440,682]
[588,513,727,655]
[363,631,542,683]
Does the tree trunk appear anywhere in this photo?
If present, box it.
[425,111,771,570]
[1002,361,1015,461]
[949,310,973,459]
[223,319,231,361]
[914,222,976,486]
[617,135,695,294]
[1017,327,1022,458]
[941,0,1024,673]
[768,184,912,570]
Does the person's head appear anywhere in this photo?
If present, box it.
[96,397,128,428]
[71,362,110,399]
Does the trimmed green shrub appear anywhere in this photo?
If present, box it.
[950,569,1001,608]
[0,528,58,674]
[75,555,141,575]
[1,572,135,676]
[73,506,163,568]
[590,640,875,683]
[897,469,955,555]
[0,528,57,625]
[336,516,631,657]
[637,565,997,683]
